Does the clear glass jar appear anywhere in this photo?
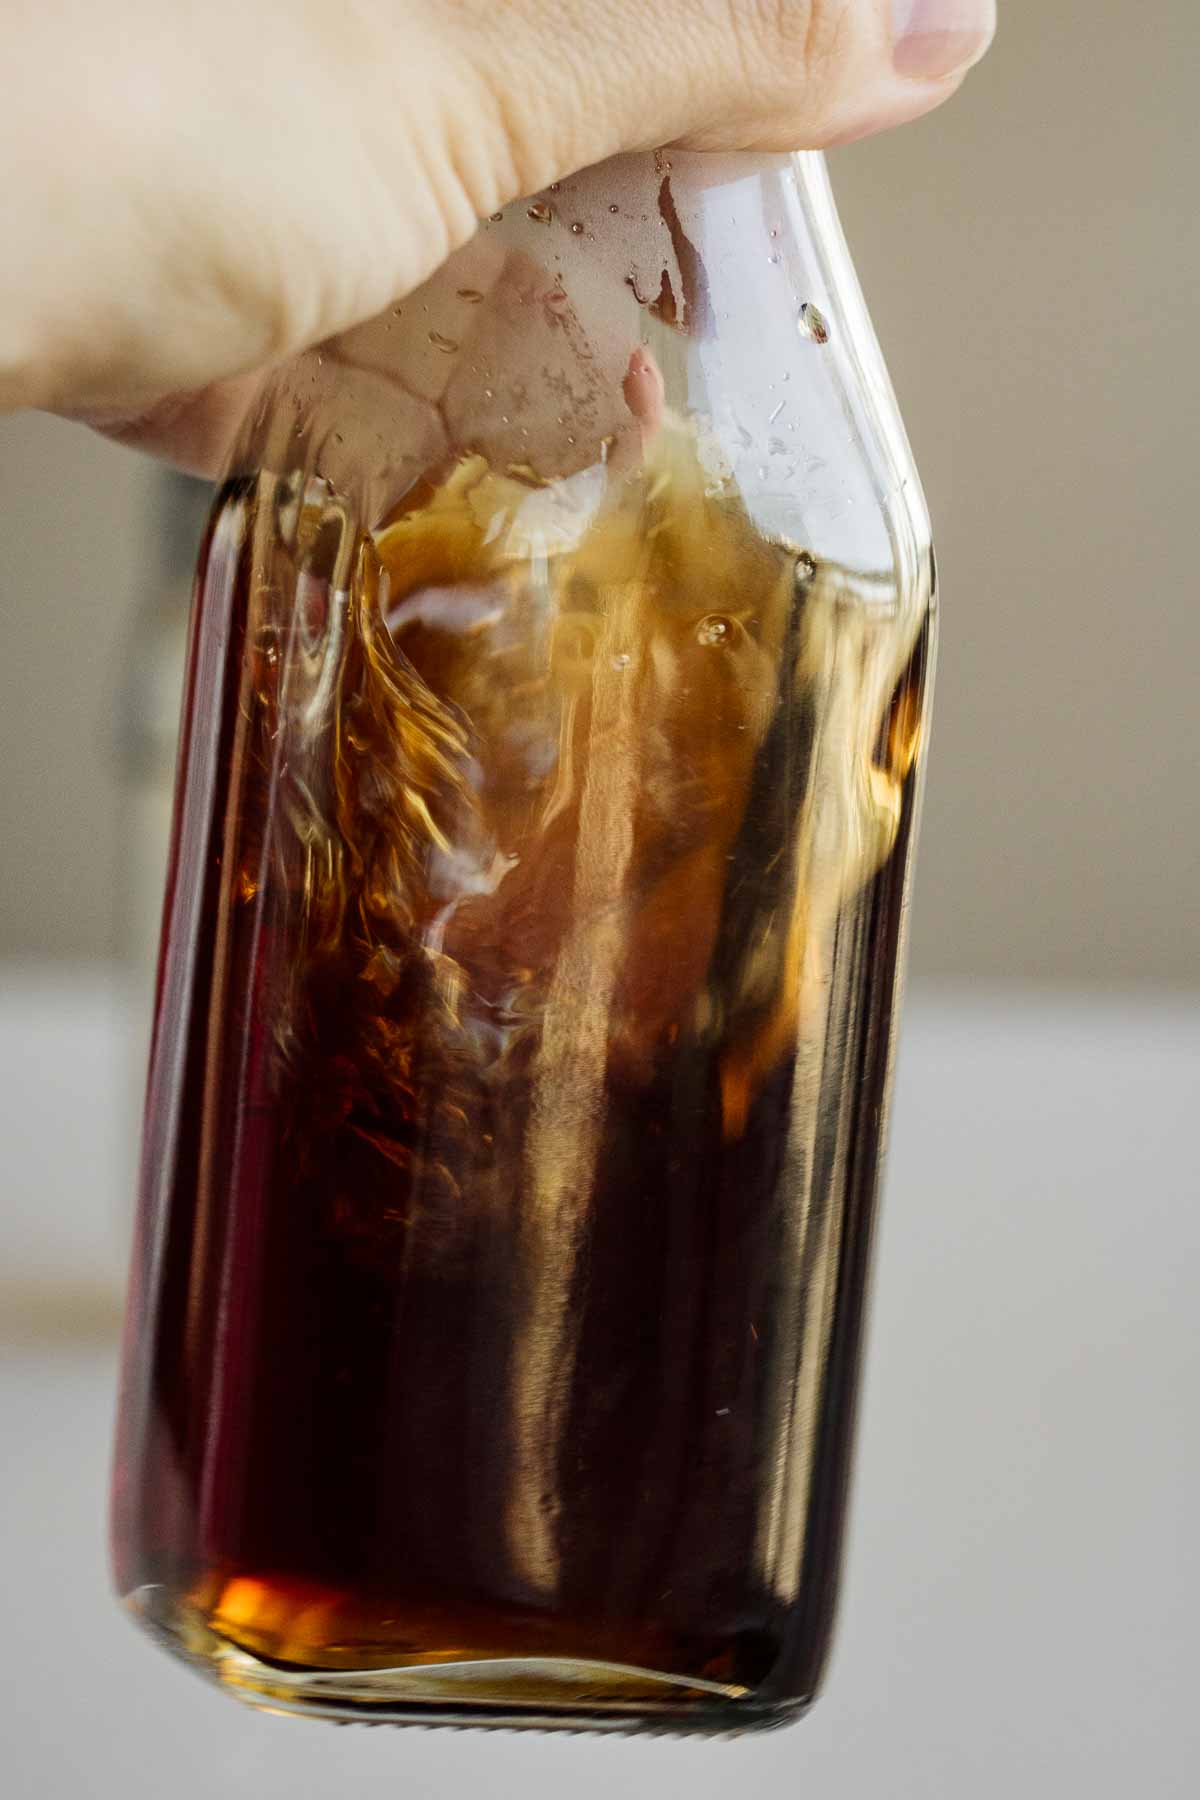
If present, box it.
[112,149,934,1734]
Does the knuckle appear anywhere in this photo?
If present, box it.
[723,0,863,98]
[715,0,876,146]
[728,0,859,78]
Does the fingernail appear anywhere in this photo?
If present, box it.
[892,0,996,82]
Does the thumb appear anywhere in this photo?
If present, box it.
[445,0,996,178]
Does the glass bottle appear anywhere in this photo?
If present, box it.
[111,150,934,1734]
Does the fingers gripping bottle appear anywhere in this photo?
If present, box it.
[112,151,934,1734]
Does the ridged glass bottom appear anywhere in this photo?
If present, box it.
[124,1584,807,1735]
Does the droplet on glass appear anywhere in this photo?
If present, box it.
[484,388,494,400]
[608,203,619,214]
[428,332,459,354]
[797,302,831,345]
[611,653,631,671]
[456,288,484,304]
[489,211,503,223]
[527,202,553,224]
[796,552,817,584]
[570,221,585,235]
[696,616,733,648]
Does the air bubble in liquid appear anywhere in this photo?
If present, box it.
[797,303,831,345]
[696,616,732,647]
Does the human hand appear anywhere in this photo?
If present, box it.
[0,0,994,471]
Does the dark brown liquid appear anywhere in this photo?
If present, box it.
[112,441,929,1729]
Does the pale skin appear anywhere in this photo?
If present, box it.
[0,0,994,474]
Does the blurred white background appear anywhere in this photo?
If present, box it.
[1,3,1197,1795]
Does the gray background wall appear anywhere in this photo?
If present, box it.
[1,0,1196,984]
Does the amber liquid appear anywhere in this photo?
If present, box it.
[112,438,929,1731]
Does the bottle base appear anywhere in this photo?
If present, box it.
[123,1584,809,1736]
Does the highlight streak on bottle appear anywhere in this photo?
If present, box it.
[749,561,929,1601]
[505,575,645,1597]
[718,564,924,1137]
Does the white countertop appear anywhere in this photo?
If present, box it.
[1,975,1197,1796]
